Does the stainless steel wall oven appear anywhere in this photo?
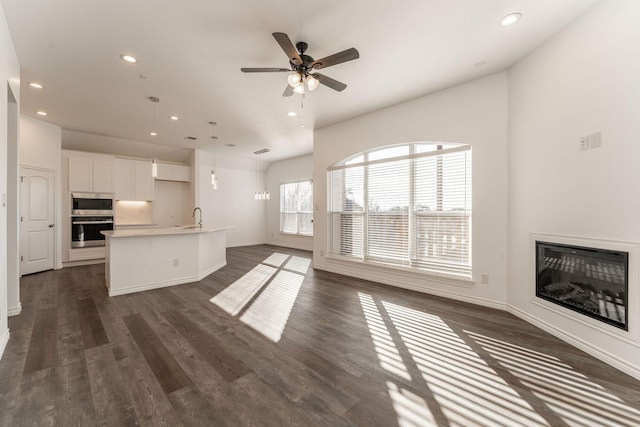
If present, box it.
[70,193,114,248]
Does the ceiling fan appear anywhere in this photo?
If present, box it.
[241,32,359,96]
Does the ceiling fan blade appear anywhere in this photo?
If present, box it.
[311,48,359,70]
[241,67,290,73]
[314,73,347,92]
[272,32,302,65]
[282,85,294,97]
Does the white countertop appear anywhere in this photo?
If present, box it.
[102,225,233,238]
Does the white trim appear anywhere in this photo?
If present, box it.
[226,240,266,248]
[0,329,9,360]
[530,233,639,346]
[508,304,640,381]
[328,144,470,171]
[8,303,22,317]
[326,254,474,285]
[266,240,313,252]
[109,260,226,297]
[314,261,506,310]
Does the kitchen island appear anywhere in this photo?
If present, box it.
[101,225,231,296]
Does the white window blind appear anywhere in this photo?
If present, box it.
[280,180,313,236]
[327,143,471,278]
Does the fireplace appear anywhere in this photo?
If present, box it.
[536,240,628,330]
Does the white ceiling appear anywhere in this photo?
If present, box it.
[1,0,598,163]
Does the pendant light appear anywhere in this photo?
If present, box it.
[211,136,218,189]
[254,149,270,201]
[149,96,160,177]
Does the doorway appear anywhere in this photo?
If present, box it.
[20,167,55,275]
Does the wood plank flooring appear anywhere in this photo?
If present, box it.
[1,244,640,426]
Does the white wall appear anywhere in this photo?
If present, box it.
[153,180,191,227]
[265,154,313,251]
[0,3,20,358]
[19,115,63,275]
[314,72,509,308]
[508,0,640,379]
[194,149,266,247]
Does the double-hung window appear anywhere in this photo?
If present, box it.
[327,142,471,278]
[280,180,313,236]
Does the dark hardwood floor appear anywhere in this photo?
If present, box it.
[1,244,640,426]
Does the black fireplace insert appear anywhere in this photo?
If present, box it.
[536,240,628,330]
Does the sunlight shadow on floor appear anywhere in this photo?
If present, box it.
[210,252,309,342]
[240,270,304,342]
[467,331,640,427]
[209,264,276,315]
[359,292,411,381]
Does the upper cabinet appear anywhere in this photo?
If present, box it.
[68,156,114,193]
[155,163,191,182]
[114,158,154,201]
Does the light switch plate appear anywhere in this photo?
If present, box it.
[590,131,602,148]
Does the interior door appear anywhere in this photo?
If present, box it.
[20,167,55,275]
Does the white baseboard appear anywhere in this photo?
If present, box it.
[8,303,22,317]
[265,240,313,252]
[314,262,507,311]
[508,305,640,381]
[0,328,9,360]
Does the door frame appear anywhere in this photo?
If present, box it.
[19,165,57,276]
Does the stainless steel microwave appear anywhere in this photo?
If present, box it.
[71,192,114,216]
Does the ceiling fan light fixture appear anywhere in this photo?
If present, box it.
[307,75,319,91]
[287,72,302,87]
[293,83,305,94]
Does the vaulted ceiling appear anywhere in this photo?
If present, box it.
[1,0,598,163]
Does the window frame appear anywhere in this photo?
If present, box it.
[327,143,471,279]
[279,179,314,237]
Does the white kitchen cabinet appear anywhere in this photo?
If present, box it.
[68,156,114,193]
[114,158,154,201]
[115,158,135,200]
[135,160,154,200]
[155,163,192,182]
[93,159,114,193]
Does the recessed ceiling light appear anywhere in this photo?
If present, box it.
[287,112,297,117]
[120,54,138,63]
[150,131,157,136]
[210,136,218,140]
[299,124,305,128]
[36,111,47,116]
[29,82,44,89]
[224,143,236,147]
[185,136,197,140]
[169,115,179,121]
[501,13,522,27]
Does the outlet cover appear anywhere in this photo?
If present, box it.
[579,136,590,150]
[481,273,489,284]
[173,258,179,267]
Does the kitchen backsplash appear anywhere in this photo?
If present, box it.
[115,201,153,225]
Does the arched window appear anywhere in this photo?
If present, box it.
[327,142,471,278]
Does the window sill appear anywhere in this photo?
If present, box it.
[279,232,313,237]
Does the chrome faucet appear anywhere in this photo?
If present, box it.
[192,207,202,228]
